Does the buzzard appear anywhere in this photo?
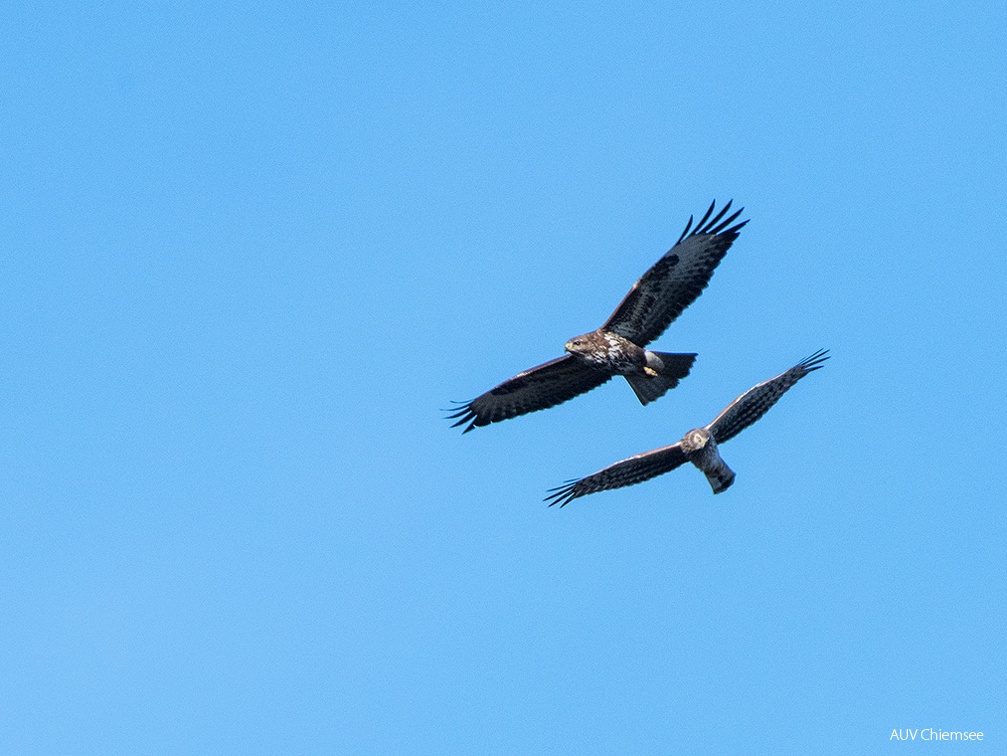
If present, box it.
[545,350,829,506]
[448,200,748,432]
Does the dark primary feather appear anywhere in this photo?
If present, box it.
[545,443,689,507]
[446,355,612,433]
[603,200,748,346]
[705,349,830,444]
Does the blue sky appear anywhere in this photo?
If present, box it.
[3,2,1005,753]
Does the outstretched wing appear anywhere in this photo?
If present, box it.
[705,349,829,445]
[446,355,611,433]
[545,443,689,507]
[603,200,748,346]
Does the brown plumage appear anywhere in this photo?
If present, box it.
[447,201,747,432]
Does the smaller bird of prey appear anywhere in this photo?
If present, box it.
[545,350,829,506]
[448,201,748,432]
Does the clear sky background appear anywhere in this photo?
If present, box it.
[3,2,1005,754]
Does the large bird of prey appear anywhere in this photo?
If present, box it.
[447,201,748,432]
[545,350,829,506]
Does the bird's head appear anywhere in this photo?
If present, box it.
[565,334,592,355]
[681,428,710,453]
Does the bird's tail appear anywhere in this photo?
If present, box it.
[704,463,736,494]
[625,352,696,405]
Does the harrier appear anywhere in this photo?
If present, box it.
[545,350,829,505]
[448,201,748,432]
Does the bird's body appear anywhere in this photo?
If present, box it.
[679,427,736,494]
[545,350,829,505]
[565,329,648,374]
[564,329,697,405]
[448,200,747,432]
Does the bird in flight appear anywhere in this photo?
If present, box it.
[447,201,748,432]
[545,350,829,506]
